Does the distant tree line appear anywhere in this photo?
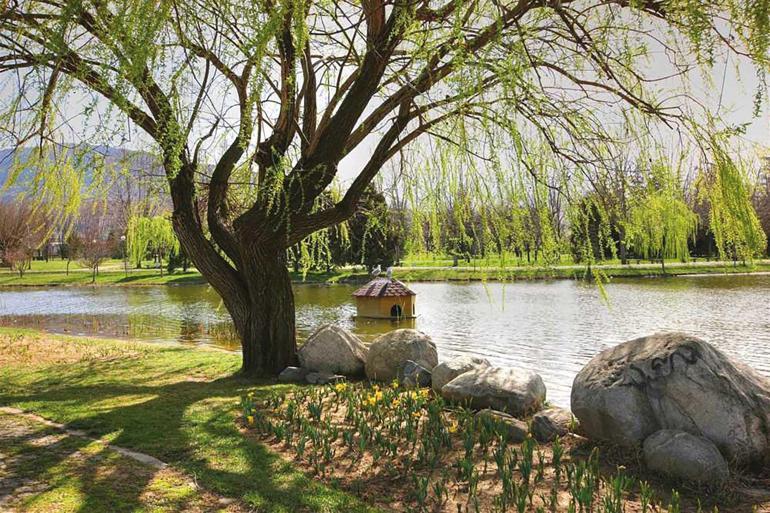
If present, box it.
[3,160,769,277]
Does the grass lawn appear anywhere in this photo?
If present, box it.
[0,328,378,513]
[0,269,207,287]
[0,411,246,512]
[2,260,770,288]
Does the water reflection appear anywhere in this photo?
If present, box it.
[1,275,769,406]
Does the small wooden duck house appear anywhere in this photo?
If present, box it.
[353,278,416,319]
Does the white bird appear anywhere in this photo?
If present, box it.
[371,264,381,277]
[386,266,393,279]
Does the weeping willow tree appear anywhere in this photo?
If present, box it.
[626,158,698,271]
[700,136,768,262]
[126,214,179,275]
[3,0,770,374]
[399,137,565,268]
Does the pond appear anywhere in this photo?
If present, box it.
[1,275,769,406]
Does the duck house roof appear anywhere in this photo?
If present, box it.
[352,278,416,298]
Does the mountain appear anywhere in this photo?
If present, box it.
[0,144,164,200]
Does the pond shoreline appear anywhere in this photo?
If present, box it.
[1,259,770,288]
[3,275,770,408]
[1,328,768,513]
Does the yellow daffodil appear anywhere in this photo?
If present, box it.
[365,390,384,407]
[447,421,458,433]
[247,415,255,425]
[334,383,347,393]
[390,378,400,389]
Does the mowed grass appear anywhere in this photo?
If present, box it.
[0,412,246,513]
[0,328,379,513]
[0,269,207,287]
[2,260,770,288]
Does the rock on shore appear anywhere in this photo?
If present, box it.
[441,366,546,417]
[571,332,770,466]
[365,329,438,382]
[298,324,368,376]
[432,355,491,393]
[643,429,729,484]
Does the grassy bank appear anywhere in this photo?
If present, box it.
[2,260,770,288]
[0,328,375,513]
[1,328,768,512]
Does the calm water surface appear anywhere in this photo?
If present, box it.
[1,275,769,406]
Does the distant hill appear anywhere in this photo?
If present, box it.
[0,145,164,200]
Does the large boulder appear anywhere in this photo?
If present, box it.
[432,355,491,393]
[441,366,546,417]
[532,407,573,442]
[643,430,729,485]
[571,332,770,465]
[298,324,368,376]
[365,329,438,382]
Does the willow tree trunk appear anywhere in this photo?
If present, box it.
[618,226,628,265]
[234,248,297,375]
[170,179,298,376]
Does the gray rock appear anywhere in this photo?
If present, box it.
[476,409,529,442]
[532,407,573,442]
[441,366,546,417]
[432,355,491,393]
[571,332,770,465]
[403,360,432,388]
[278,366,309,383]
[298,324,368,376]
[306,372,346,385]
[643,429,729,484]
[365,329,438,382]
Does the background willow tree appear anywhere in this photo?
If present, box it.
[2,1,770,375]
[126,214,179,275]
[626,159,698,271]
[701,139,768,262]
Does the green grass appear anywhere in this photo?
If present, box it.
[3,259,769,288]
[13,258,151,273]
[18,258,118,272]
[395,260,770,281]
[0,269,207,287]
[0,412,234,512]
[0,328,379,513]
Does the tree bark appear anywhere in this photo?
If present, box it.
[619,226,628,265]
[175,226,298,375]
[234,248,297,376]
[171,175,297,376]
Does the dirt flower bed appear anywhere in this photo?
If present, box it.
[239,381,769,513]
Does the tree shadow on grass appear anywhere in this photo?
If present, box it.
[0,354,377,513]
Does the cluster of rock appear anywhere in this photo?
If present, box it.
[571,332,770,485]
[279,326,770,487]
[280,324,571,444]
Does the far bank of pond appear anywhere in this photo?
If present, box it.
[2,274,770,407]
[1,259,770,287]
